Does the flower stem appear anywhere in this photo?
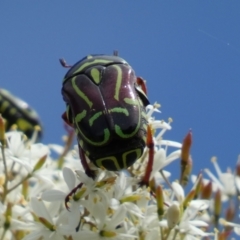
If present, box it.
[1,140,8,204]
[7,173,31,194]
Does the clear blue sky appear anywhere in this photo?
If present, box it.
[1,2,240,175]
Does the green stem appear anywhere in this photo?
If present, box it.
[171,229,178,240]
[7,173,31,194]
[160,170,173,191]
[1,142,8,204]
[0,228,6,240]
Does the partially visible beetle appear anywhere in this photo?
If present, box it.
[61,53,151,177]
[0,88,43,141]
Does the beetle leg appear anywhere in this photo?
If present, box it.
[136,77,148,95]
[65,148,95,210]
[79,147,96,179]
[65,183,83,211]
[140,125,154,186]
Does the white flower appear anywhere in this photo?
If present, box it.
[110,172,144,218]
[73,203,136,240]
[219,218,240,236]
[204,157,237,201]
[4,131,29,159]
[1,99,231,239]
[23,197,65,240]
[41,167,81,229]
[159,181,212,239]
[146,103,161,119]
[178,200,211,236]
[2,132,49,176]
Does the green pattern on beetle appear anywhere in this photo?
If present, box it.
[124,98,138,105]
[61,54,150,172]
[71,59,114,78]
[109,108,129,116]
[95,148,142,170]
[72,77,93,108]
[90,68,101,84]
[89,111,103,126]
[113,65,122,101]
[73,65,141,143]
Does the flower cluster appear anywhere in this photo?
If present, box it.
[0,104,239,239]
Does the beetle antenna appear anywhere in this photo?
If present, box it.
[59,58,72,68]
[113,50,118,56]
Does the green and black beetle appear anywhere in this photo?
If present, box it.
[61,53,150,177]
[0,88,43,141]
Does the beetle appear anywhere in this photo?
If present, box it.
[61,53,152,178]
[0,88,43,141]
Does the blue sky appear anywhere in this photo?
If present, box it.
[1,2,240,175]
